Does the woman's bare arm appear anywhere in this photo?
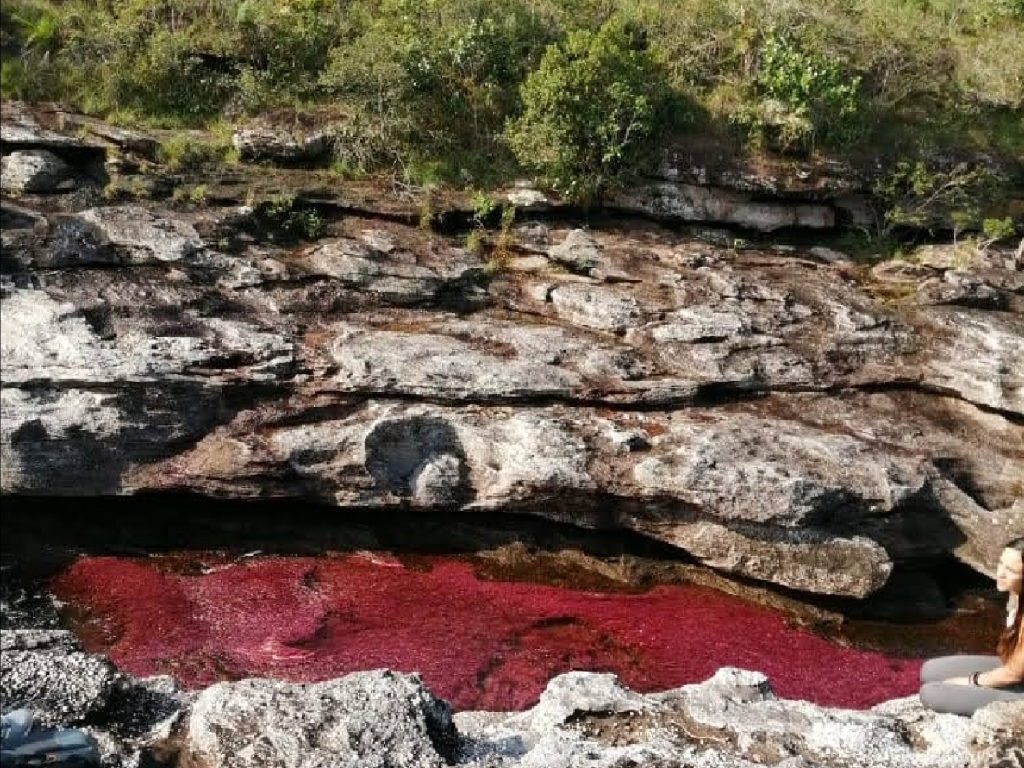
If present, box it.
[948,629,1023,688]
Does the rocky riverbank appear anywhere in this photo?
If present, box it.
[3,628,1023,768]
[2,100,1023,765]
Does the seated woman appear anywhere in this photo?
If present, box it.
[919,537,1024,715]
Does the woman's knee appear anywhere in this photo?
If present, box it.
[919,682,944,712]
[920,657,956,684]
[919,682,967,715]
[919,655,999,684]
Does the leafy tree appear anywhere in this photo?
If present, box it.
[506,16,677,203]
[873,159,1008,238]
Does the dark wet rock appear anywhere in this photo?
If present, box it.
[0,635,189,767]
[88,675,190,768]
[181,670,456,768]
[0,200,46,229]
[35,214,119,267]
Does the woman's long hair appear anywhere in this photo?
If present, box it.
[997,537,1024,663]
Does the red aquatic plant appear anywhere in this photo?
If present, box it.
[51,554,922,710]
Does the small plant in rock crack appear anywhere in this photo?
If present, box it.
[484,204,518,274]
[464,228,485,256]
[464,190,500,256]
[470,191,498,226]
[258,193,326,241]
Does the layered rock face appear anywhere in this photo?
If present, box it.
[2,103,1023,601]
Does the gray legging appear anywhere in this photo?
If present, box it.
[919,655,1024,716]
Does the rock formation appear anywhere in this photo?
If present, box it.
[3,97,1023,768]
[2,102,1022,600]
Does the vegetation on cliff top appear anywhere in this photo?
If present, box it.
[2,0,1023,202]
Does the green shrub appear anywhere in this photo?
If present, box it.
[321,0,551,185]
[484,204,517,273]
[470,191,498,225]
[1,0,1021,186]
[158,132,234,171]
[1,1,69,100]
[258,194,325,240]
[507,16,678,203]
[231,0,342,112]
[464,229,485,256]
[731,31,862,154]
[980,216,1017,250]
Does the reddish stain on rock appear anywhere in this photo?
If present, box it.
[51,554,923,711]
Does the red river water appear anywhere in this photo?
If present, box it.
[51,553,923,711]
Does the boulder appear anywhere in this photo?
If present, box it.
[77,205,204,264]
[1,150,74,193]
[611,182,836,231]
[0,102,99,151]
[137,401,984,596]
[548,229,604,274]
[0,649,127,727]
[631,519,893,597]
[182,670,456,768]
[232,123,331,163]
[548,283,643,333]
[454,669,998,768]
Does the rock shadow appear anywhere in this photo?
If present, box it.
[364,416,474,507]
